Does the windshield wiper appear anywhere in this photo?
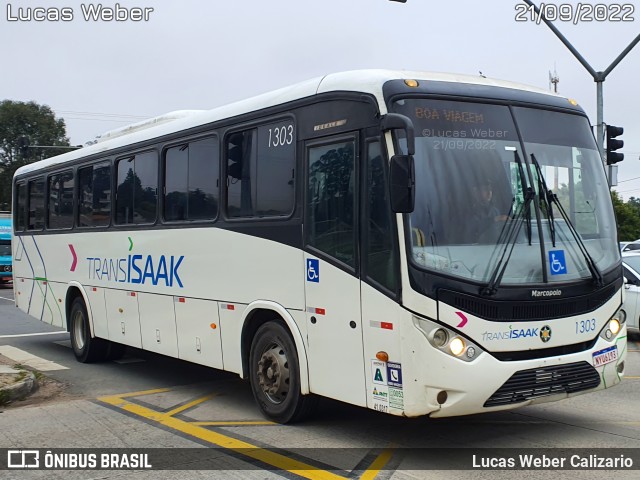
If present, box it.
[530,155,556,247]
[530,153,603,287]
[482,186,535,296]
[481,150,532,296]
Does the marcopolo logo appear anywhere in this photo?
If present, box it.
[531,289,562,298]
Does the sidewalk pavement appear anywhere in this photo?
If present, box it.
[0,356,37,406]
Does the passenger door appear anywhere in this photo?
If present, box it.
[303,133,366,406]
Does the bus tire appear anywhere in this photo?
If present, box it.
[249,321,316,424]
[69,297,108,363]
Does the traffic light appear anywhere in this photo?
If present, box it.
[606,125,624,165]
[17,136,30,158]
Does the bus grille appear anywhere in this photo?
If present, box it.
[484,361,600,408]
[439,284,617,322]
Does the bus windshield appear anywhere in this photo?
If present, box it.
[391,98,619,286]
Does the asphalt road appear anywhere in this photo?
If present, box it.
[1,283,640,480]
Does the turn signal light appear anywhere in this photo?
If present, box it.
[376,351,389,362]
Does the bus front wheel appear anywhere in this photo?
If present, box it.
[69,297,109,363]
[249,321,316,424]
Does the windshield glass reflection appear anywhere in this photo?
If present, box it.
[391,98,619,285]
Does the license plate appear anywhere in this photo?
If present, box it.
[592,346,618,367]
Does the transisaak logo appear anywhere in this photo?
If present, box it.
[72,237,185,288]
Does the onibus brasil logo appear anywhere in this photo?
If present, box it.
[69,237,185,288]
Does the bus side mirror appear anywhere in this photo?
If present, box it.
[390,154,415,213]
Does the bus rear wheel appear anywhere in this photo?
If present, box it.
[249,321,316,424]
[69,297,109,363]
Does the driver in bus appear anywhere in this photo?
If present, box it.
[466,178,508,243]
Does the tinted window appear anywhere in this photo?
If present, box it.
[227,130,257,217]
[78,162,111,227]
[226,121,295,218]
[28,178,45,230]
[116,151,158,224]
[48,171,74,229]
[164,137,219,221]
[256,122,295,216]
[15,183,26,231]
[306,138,357,267]
[0,240,10,256]
[365,141,396,291]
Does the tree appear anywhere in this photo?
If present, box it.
[0,100,70,210]
[611,191,640,241]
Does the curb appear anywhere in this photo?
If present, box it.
[0,371,38,405]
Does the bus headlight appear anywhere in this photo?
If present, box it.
[413,316,483,362]
[609,318,621,335]
[449,337,465,356]
[432,329,449,347]
[600,308,625,341]
[613,309,626,325]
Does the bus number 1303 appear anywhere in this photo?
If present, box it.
[267,124,294,148]
[576,318,596,334]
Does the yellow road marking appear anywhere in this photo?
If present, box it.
[624,376,640,379]
[98,393,346,479]
[191,421,276,426]
[360,448,394,480]
[164,393,217,417]
[112,388,171,399]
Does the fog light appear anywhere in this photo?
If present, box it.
[436,390,448,404]
[450,337,465,356]
[466,347,476,358]
[609,319,621,335]
[433,329,448,347]
[605,329,613,340]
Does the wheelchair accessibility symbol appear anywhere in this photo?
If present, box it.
[307,258,319,282]
[549,250,567,276]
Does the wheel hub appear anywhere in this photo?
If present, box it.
[257,344,290,404]
[72,310,85,350]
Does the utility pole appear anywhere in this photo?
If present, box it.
[549,67,560,189]
[522,0,640,185]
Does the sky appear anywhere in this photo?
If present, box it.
[2,0,639,196]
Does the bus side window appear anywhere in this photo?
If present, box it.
[164,137,219,222]
[116,152,158,225]
[47,170,74,229]
[226,121,295,219]
[15,183,26,232]
[365,140,397,292]
[27,178,45,230]
[78,162,111,227]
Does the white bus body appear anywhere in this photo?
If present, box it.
[12,70,626,422]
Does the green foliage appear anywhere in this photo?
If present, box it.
[0,100,70,210]
[611,191,640,241]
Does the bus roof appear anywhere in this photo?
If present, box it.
[15,69,565,177]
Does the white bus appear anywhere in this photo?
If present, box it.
[12,70,626,423]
